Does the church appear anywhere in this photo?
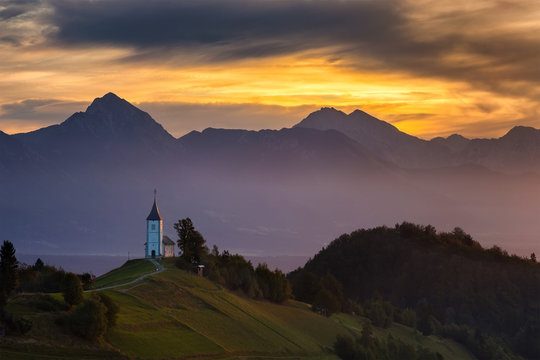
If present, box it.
[145,192,175,258]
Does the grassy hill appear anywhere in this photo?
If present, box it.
[2,258,476,360]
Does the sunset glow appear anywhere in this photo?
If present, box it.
[1,0,540,138]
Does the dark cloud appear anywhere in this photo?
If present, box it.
[0,98,86,123]
[42,0,540,99]
[49,0,398,46]
[47,0,403,59]
[0,0,41,20]
[2,99,59,119]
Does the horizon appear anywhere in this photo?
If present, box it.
[1,92,536,141]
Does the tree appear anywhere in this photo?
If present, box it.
[174,218,208,263]
[61,272,83,307]
[33,258,44,271]
[360,320,374,348]
[0,240,18,312]
[291,270,320,303]
[313,287,341,316]
[92,293,119,327]
[334,335,358,360]
[78,272,94,290]
[531,253,536,263]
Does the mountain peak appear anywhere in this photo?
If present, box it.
[46,92,175,143]
[349,109,371,117]
[318,107,344,114]
[86,92,136,115]
[503,125,539,139]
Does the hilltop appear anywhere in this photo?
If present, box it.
[289,223,540,359]
[2,257,475,360]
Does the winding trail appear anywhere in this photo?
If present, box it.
[86,258,164,292]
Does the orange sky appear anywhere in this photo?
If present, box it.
[1,0,540,139]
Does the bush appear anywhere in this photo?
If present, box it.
[92,293,119,327]
[334,335,358,360]
[27,294,68,312]
[4,312,32,335]
[67,298,107,340]
[78,273,95,290]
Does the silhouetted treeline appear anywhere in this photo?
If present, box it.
[289,223,540,359]
[176,245,291,303]
[17,259,94,292]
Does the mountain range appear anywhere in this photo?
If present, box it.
[1,93,539,261]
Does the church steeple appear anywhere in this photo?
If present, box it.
[146,189,162,221]
[145,189,163,258]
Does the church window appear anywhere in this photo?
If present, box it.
[152,224,156,230]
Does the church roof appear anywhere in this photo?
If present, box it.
[163,236,175,245]
[146,198,162,221]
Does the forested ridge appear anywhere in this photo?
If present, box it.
[290,223,540,359]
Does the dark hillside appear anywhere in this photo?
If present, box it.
[290,223,540,359]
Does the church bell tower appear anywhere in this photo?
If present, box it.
[145,190,163,258]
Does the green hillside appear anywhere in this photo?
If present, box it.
[93,258,157,289]
[2,258,476,360]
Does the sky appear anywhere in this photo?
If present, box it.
[1,0,540,139]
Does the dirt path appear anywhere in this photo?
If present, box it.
[86,258,164,292]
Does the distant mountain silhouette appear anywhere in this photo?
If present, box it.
[1,93,540,260]
[294,107,453,168]
[13,93,175,170]
[458,126,540,173]
[295,107,540,173]
[177,126,390,175]
[430,134,470,153]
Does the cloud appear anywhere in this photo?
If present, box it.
[0,97,318,136]
[137,102,318,137]
[0,0,41,20]
[0,98,86,133]
[3,0,540,138]
[40,0,540,99]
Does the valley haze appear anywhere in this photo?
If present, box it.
[1,93,539,268]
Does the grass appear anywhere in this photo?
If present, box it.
[92,258,156,289]
[99,260,352,359]
[3,258,478,360]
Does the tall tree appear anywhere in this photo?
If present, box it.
[61,272,83,307]
[33,258,44,271]
[174,218,208,263]
[0,240,18,311]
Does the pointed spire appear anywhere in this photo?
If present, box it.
[146,189,162,221]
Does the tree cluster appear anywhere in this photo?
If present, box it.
[291,271,350,316]
[290,223,539,359]
[17,258,94,293]
[203,246,291,303]
[333,325,443,360]
[58,292,119,340]
[174,219,292,303]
